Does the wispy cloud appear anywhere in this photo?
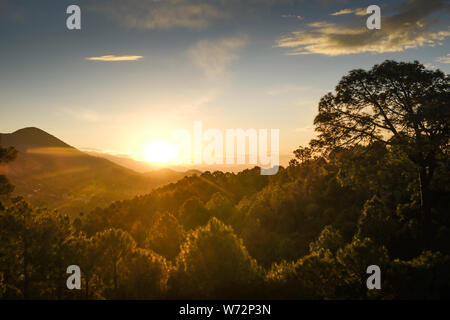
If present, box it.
[86,55,143,62]
[90,0,228,30]
[436,54,450,63]
[0,0,25,23]
[188,35,247,78]
[277,0,450,56]
[89,0,296,30]
[281,14,303,20]
[63,107,140,124]
[331,8,367,16]
[63,108,102,123]
[424,63,438,69]
[169,89,219,115]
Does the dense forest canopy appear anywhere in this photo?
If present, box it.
[0,60,449,299]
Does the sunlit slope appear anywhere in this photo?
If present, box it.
[0,127,195,215]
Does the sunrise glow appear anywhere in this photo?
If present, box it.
[143,140,177,163]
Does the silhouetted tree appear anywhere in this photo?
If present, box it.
[145,212,185,261]
[0,146,16,198]
[120,248,169,299]
[312,60,449,216]
[0,198,35,299]
[95,228,136,298]
[169,218,263,299]
[178,197,210,230]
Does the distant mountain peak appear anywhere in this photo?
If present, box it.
[0,127,73,152]
[13,127,47,134]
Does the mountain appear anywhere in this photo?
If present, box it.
[81,149,160,173]
[0,127,198,215]
[0,127,72,152]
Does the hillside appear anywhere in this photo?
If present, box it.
[81,149,161,173]
[0,127,197,215]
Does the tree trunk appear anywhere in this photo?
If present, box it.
[57,266,62,300]
[418,162,435,249]
[22,239,29,299]
[113,261,118,298]
[85,275,89,299]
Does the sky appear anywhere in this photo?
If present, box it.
[0,0,449,165]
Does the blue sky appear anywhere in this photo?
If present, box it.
[1,0,449,163]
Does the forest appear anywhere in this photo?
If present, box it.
[0,60,449,299]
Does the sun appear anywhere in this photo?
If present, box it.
[143,140,177,164]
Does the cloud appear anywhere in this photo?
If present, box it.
[86,55,143,62]
[79,147,134,157]
[165,89,220,115]
[281,14,303,20]
[0,0,25,23]
[424,63,438,69]
[63,107,140,124]
[277,0,450,56]
[436,54,450,63]
[90,0,302,30]
[188,36,247,78]
[90,0,228,30]
[63,108,102,123]
[331,8,368,16]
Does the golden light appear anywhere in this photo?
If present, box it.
[143,140,177,163]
